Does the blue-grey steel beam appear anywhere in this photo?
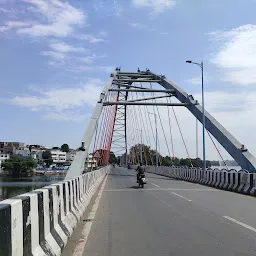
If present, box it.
[109,89,175,93]
[103,102,190,106]
[150,71,256,172]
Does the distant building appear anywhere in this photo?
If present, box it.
[27,145,48,162]
[0,153,10,168]
[85,154,97,168]
[15,148,31,158]
[0,142,25,155]
[51,149,66,165]
[66,150,77,164]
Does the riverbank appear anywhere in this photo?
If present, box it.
[0,174,65,201]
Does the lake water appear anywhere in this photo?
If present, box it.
[0,174,65,201]
[211,166,241,171]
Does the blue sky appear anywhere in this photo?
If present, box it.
[1,0,256,160]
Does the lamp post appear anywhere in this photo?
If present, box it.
[148,112,158,168]
[186,60,206,171]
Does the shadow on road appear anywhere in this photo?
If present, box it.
[108,173,135,177]
[146,176,175,181]
[127,186,141,189]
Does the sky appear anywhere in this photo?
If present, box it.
[1,0,256,161]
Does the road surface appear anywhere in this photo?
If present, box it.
[65,167,256,256]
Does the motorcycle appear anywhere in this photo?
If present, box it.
[138,174,146,188]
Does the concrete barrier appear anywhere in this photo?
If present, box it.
[0,166,110,256]
[250,174,256,196]
[143,165,256,197]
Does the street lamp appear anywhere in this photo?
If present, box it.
[186,60,206,171]
[148,112,158,168]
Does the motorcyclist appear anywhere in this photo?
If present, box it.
[136,162,145,183]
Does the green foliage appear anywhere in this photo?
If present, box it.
[129,144,160,165]
[128,143,212,168]
[2,155,37,177]
[61,144,70,153]
[109,151,117,164]
[42,150,53,168]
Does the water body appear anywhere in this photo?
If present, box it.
[0,174,65,201]
[211,166,241,171]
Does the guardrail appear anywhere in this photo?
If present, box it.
[0,165,110,256]
[143,166,256,196]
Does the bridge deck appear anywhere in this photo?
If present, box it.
[65,167,256,256]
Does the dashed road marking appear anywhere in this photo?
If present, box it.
[104,188,216,192]
[150,182,160,188]
[223,216,256,233]
[171,192,192,202]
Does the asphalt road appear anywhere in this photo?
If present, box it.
[82,167,256,256]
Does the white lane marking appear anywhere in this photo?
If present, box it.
[223,216,256,233]
[150,182,160,187]
[72,175,108,256]
[171,192,192,202]
[104,188,216,192]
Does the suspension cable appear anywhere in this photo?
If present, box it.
[135,90,154,165]
[207,130,228,168]
[166,96,175,159]
[169,98,193,166]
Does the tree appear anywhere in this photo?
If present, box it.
[180,158,191,166]
[162,156,172,166]
[191,158,202,168]
[129,144,158,165]
[61,144,70,153]
[2,155,37,177]
[109,151,117,164]
[42,150,53,168]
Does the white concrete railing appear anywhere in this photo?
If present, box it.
[0,165,110,256]
[144,165,256,196]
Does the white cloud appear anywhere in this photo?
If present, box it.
[10,82,103,112]
[185,76,201,85]
[68,65,114,73]
[78,54,106,64]
[93,0,123,17]
[185,75,210,85]
[209,24,256,85]
[113,0,123,16]
[0,7,8,12]
[8,79,104,121]
[76,34,106,43]
[129,22,148,29]
[132,0,176,13]
[49,41,87,53]
[41,50,67,62]
[0,21,30,32]
[10,0,86,38]
[129,22,168,34]
[99,66,115,72]
[43,111,87,122]
[0,7,17,17]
